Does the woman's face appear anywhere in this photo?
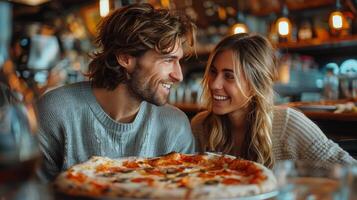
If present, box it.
[208,50,251,115]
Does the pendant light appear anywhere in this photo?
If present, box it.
[231,12,248,34]
[100,0,110,17]
[276,4,292,38]
[329,0,345,31]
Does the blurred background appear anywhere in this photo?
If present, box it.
[1,0,356,101]
[1,0,356,103]
[0,0,357,141]
[0,0,356,154]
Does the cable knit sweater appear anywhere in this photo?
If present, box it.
[191,107,356,166]
[36,81,195,182]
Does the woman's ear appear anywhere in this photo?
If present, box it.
[116,54,136,73]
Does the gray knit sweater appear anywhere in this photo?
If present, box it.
[36,81,195,182]
[191,107,356,166]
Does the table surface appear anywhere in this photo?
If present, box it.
[174,103,357,121]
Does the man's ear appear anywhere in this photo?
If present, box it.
[116,54,136,72]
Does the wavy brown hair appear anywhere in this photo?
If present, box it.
[87,3,196,90]
[200,33,277,168]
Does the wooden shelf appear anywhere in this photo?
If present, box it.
[276,35,357,51]
[194,35,357,58]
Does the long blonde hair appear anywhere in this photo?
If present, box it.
[200,33,277,168]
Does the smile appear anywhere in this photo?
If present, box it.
[213,95,229,101]
[161,83,172,90]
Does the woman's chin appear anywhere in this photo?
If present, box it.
[212,107,227,115]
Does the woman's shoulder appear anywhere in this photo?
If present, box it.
[191,110,210,126]
[190,110,210,135]
[273,106,307,122]
[272,106,314,137]
[273,105,322,137]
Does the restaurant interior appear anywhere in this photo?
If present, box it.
[1,0,357,199]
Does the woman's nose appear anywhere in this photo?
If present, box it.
[210,76,223,90]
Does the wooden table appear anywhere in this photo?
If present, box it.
[303,111,357,121]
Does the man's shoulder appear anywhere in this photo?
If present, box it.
[39,82,88,102]
[37,81,90,112]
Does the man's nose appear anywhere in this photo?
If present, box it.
[169,62,183,82]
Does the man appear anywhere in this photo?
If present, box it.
[36,3,196,182]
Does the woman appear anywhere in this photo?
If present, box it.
[191,33,356,168]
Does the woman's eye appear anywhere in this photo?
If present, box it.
[225,73,235,79]
[209,68,217,75]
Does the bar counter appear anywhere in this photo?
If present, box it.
[174,102,357,140]
[174,102,357,121]
[303,111,357,121]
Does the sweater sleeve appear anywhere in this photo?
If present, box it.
[175,119,196,153]
[35,93,65,182]
[157,105,196,154]
[190,111,210,153]
[173,115,196,154]
[284,108,357,165]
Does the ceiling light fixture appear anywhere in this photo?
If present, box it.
[276,4,292,38]
[329,0,345,31]
[100,0,110,17]
[231,12,248,34]
[10,0,50,6]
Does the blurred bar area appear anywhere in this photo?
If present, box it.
[1,0,357,150]
[0,2,356,140]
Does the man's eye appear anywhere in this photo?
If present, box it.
[164,59,174,63]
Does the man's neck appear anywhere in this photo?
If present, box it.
[93,84,142,123]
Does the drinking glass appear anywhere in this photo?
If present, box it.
[0,103,41,197]
[274,160,349,200]
[348,165,357,200]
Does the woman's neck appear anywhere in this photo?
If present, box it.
[228,108,248,130]
[227,108,249,157]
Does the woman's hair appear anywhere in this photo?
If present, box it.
[200,33,277,168]
[87,3,196,90]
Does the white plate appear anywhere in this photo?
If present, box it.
[55,190,279,200]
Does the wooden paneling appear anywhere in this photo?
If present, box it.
[245,0,334,16]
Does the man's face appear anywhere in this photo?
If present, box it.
[127,45,184,106]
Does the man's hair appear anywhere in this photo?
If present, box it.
[87,3,196,90]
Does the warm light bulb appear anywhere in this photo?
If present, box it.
[160,0,170,8]
[232,23,248,34]
[276,17,291,36]
[100,0,110,17]
[329,11,344,30]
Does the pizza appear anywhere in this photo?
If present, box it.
[53,152,277,199]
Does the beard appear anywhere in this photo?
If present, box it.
[127,63,168,106]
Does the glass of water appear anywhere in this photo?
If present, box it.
[274,160,349,200]
[0,103,41,197]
